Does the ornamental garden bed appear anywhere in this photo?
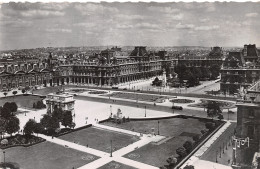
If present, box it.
[170,99,195,104]
[188,99,236,109]
[66,88,90,93]
[0,134,45,149]
[88,91,108,94]
[105,92,169,103]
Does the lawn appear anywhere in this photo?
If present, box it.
[124,136,191,167]
[59,127,139,153]
[33,86,63,95]
[98,161,137,169]
[0,95,44,109]
[102,117,207,137]
[188,99,236,109]
[0,141,98,169]
[103,117,211,167]
[105,92,171,103]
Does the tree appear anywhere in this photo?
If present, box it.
[166,155,178,169]
[0,118,7,139]
[176,147,187,158]
[52,107,64,122]
[190,67,202,80]
[205,122,215,131]
[206,101,222,119]
[24,119,37,136]
[48,116,60,130]
[183,140,193,153]
[192,135,200,143]
[40,114,52,128]
[22,89,26,95]
[218,114,224,121]
[5,116,20,136]
[62,111,73,128]
[187,74,199,87]
[201,67,211,79]
[210,64,220,80]
[9,102,18,113]
[12,90,17,97]
[0,107,12,119]
[183,165,195,169]
[3,102,18,114]
[174,64,187,84]
[34,123,44,136]
[3,92,7,97]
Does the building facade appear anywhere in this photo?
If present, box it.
[220,44,260,95]
[0,62,52,90]
[234,81,260,168]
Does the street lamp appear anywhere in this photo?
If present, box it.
[216,150,218,163]
[3,151,5,169]
[145,106,146,117]
[110,140,113,157]
[158,121,160,135]
[219,146,221,158]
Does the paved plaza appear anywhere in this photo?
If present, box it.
[1,85,238,169]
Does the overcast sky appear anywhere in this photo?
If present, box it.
[0,2,259,50]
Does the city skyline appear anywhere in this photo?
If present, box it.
[0,2,260,50]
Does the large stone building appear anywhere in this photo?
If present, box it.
[234,80,260,168]
[53,46,170,86]
[220,44,260,95]
[0,46,227,90]
[0,62,52,90]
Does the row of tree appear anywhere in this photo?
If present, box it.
[160,118,220,169]
[0,102,20,138]
[173,64,220,87]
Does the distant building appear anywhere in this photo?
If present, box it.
[220,44,260,95]
[0,62,52,90]
[242,44,259,63]
[45,93,75,115]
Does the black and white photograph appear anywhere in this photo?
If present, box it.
[0,0,259,169]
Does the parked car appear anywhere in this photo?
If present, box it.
[123,88,127,90]
[112,87,119,89]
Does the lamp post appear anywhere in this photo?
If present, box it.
[145,106,146,117]
[110,140,113,157]
[158,121,160,135]
[110,105,112,118]
[219,146,221,158]
[3,151,5,169]
[216,150,218,163]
